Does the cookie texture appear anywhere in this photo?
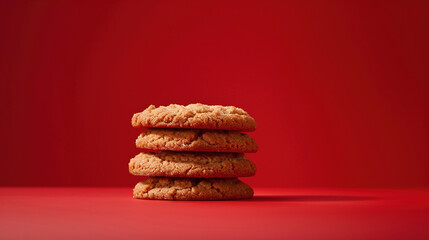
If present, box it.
[132,103,256,132]
[133,177,254,200]
[129,151,256,178]
[135,129,258,153]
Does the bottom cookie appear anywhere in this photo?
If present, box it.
[133,177,254,201]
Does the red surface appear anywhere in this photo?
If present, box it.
[1,1,429,188]
[1,187,429,239]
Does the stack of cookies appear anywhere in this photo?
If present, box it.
[129,103,258,200]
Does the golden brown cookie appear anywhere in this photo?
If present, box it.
[132,103,256,132]
[135,129,258,153]
[133,177,254,200]
[129,151,256,178]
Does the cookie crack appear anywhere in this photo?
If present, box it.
[197,135,217,146]
[183,114,196,125]
[184,130,215,146]
[172,188,178,200]
[184,166,193,176]
[210,182,225,197]
[175,130,204,147]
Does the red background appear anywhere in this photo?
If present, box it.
[1,0,428,188]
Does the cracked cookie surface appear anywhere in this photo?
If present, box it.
[132,103,256,132]
[133,177,254,200]
[135,129,258,152]
[129,151,256,178]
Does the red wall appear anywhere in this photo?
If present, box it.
[1,0,428,188]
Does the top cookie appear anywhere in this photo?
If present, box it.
[132,103,256,132]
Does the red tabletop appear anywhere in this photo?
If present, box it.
[1,187,428,239]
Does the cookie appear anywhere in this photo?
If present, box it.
[129,151,256,178]
[132,103,256,132]
[135,129,258,153]
[133,177,254,200]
